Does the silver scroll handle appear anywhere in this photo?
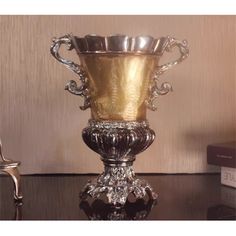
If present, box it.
[50,34,90,110]
[146,36,189,111]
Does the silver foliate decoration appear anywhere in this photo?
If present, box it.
[50,33,189,206]
[80,120,157,206]
[80,166,157,206]
[146,36,189,111]
[50,35,91,110]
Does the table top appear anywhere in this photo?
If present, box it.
[0,174,235,220]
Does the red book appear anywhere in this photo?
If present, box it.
[207,141,236,168]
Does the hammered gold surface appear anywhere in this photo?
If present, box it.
[81,54,158,121]
[0,16,235,174]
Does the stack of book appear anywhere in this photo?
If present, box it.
[207,141,236,219]
[207,141,236,188]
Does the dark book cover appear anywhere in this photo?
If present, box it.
[207,141,236,168]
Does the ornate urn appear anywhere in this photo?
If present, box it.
[50,34,189,206]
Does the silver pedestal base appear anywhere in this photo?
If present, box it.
[80,165,157,206]
[81,120,157,206]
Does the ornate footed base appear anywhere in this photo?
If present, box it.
[81,120,157,206]
[80,165,157,206]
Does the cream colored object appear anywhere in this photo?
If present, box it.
[0,16,235,174]
[221,167,236,188]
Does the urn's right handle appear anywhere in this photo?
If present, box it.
[50,34,90,110]
[146,36,189,111]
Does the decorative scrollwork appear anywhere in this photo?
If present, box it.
[80,120,157,206]
[50,34,91,110]
[82,120,155,160]
[65,80,90,110]
[146,80,173,111]
[80,166,158,206]
[146,36,189,111]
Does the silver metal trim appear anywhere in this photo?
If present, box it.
[50,34,91,110]
[0,140,23,200]
[69,34,185,55]
[81,120,157,205]
[146,36,189,111]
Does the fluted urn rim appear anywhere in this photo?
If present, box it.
[71,34,173,55]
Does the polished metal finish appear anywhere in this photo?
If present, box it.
[0,140,23,200]
[50,34,189,115]
[50,33,189,206]
[80,54,156,120]
[146,36,189,111]
[81,120,156,205]
[82,120,154,162]
[68,34,186,55]
[80,165,157,206]
[50,35,90,110]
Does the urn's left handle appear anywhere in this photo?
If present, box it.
[50,34,90,110]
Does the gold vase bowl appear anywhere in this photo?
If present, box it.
[82,54,157,121]
[50,34,189,206]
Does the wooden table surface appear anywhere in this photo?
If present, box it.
[0,174,235,220]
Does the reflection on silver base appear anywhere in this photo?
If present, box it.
[80,198,157,220]
[80,166,157,206]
